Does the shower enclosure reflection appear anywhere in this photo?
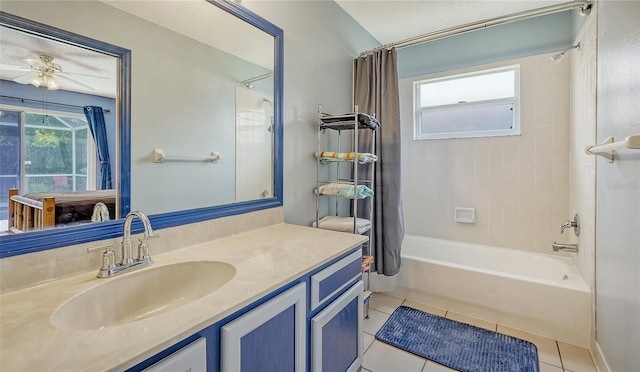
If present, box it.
[235,80,274,202]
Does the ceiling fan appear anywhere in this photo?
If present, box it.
[2,54,106,91]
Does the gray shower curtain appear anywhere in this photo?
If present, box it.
[354,48,404,276]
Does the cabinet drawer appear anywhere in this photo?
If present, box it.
[310,249,361,310]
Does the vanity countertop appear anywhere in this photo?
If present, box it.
[0,223,367,371]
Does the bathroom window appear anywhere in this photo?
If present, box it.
[413,65,520,140]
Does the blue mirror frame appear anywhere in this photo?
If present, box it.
[0,1,283,258]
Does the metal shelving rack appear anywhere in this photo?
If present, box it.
[315,104,376,318]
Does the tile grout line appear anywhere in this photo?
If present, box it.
[555,341,567,372]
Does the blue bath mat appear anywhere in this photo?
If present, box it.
[375,306,539,372]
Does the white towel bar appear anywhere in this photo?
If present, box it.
[585,134,640,163]
[153,148,221,163]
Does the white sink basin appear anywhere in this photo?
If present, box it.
[51,261,235,330]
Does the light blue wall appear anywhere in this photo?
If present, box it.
[398,11,574,78]
[241,1,379,226]
[571,7,589,41]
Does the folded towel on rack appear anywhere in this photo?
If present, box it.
[320,113,380,129]
[316,183,374,199]
[357,113,380,129]
[312,216,371,234]
[316,151,378,164]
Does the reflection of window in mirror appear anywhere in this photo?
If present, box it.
[1,109,96,193]
[0,25,119,233]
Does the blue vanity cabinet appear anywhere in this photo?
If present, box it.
[126,247,364,372]
[218,248,364,372]
[307,249,364,372]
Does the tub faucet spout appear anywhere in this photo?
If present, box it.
[552,242,578,252]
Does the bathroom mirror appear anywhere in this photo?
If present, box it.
[0,0,283,257]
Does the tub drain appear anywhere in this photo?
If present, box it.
[562,275,569,280]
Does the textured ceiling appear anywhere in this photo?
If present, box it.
[335,0,568,46]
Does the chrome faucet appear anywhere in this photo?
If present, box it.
[552,242,578,252]
[87,210,159,278]
[122,210,156,265]
[91,202,110,222]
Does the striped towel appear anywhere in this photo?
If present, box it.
[317,152,378,164]
[316,183,374,199]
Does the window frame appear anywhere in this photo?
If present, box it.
[413,65,521,140]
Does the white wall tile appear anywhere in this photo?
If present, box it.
[401,53,570,253]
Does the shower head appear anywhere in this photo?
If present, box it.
[262,98,273,107]
[551,42,581,63]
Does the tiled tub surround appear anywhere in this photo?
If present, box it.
[0,222,367,371]
[400,53,571,254]
[371,235,591,347]
[1,207,283,294]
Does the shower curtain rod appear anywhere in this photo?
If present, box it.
[359,0,592,56]
[241,72,274,88]
[0,94,111,112]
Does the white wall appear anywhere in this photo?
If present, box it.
[594,1,640,370]
[400,54,570,253]
[240,1,379,226]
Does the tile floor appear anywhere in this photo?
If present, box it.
[362,293,597,372]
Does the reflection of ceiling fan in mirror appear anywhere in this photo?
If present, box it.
[2,54,107,91]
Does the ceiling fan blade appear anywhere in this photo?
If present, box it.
[23,58,47,68]
[13,72,37,84]
[0,63,32,72]
[54,74,96,91]
[57,70,109,80]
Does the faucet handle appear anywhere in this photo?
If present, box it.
[137,236,157,264]
[560,214,580,236]
[87,243,116,271]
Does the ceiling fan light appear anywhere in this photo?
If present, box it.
[45,75,60,90]
[29,75,44,88]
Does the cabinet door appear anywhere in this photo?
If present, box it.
[221,283,306,372]
[142,338,206,372]
[311,280,363,372]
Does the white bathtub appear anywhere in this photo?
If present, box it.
[371,235,591,346]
